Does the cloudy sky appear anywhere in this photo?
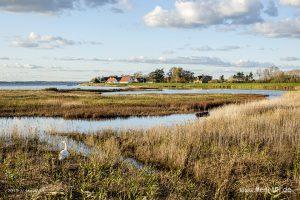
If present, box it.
[0,0,299,81]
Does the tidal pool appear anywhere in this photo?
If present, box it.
[103,88,285,99]
[0,114,197,135]
[0,115,196,168]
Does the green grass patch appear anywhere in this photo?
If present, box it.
[83,82,300,91]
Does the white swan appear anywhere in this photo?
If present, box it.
[59,141,69,161]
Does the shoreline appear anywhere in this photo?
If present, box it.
[81,82,300,91]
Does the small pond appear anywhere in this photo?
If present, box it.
[0,114,196,163]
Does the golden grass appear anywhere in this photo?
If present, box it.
[1,92,299,199]
[114,92,300,198]
[0,90,265,119]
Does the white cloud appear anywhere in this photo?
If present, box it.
[57,56,231,66]
[123,56,232,66]
[1,63,44,69]
[57,55,278,69]
[11,32,101,49]
[217,45,242,51]
[280,57,300,61]
[235,60,275,68]
[0,0,128,14]
[191,46,214,51]
[144,0,264,28]
[191,45,242,51]
[162,50,175,55]
[252,18,300,38]
[280,0,300,6]
[57,57,113,62]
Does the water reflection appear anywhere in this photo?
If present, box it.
[0,114,197,135]
[103,89,285,99]
[0,115,192,169]
[0,82,285,99]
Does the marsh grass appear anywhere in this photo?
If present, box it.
[0,134,162,199]
[115,92,300,198]
[84,82,300,91]
[1,92,299,199]
[59,92,300,198]
[0,90,264,119]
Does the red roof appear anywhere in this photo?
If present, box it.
[120,76,133,83]
[106,77,118,83]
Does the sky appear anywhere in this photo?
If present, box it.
[0,0,299,81]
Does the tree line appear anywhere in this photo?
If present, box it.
[147,67,195,83]
[91,66,300,83]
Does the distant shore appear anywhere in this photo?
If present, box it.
[81,82,300,91]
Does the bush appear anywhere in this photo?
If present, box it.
[90,77,101,83]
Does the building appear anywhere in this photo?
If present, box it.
[106,76,119,84]
[119,75,135,83]
[194,75,213,83]
[105,75,145,84]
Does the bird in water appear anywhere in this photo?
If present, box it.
[59,141,69,161]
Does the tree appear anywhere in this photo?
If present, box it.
[133,72,143,79]
[233,72,245,82]
[181,70,195,83]
[256,66,281,82]
[237,72,245,80]
[219,75,225,82]
[248,72,254,81]
[90,77,101,83]
[245,72,254,82]
[147,69,165,83]
[168,67,182,83]
[133,72,146,83]
[256,68,263,80]
[167,67,194,83]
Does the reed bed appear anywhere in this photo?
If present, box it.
[0,90,264,119]
[115,92,300,198]
[0,92,299,199]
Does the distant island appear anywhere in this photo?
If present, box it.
[85,66,300,90]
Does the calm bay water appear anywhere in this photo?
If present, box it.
[0,81,127,90]
[104,88,285,99]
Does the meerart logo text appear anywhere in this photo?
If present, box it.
[239,186,293,194]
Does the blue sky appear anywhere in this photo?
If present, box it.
[0,0,299,81]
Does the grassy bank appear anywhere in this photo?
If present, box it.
[83,82,300,91]
[1,92,299,199]
[0,90,264,119]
